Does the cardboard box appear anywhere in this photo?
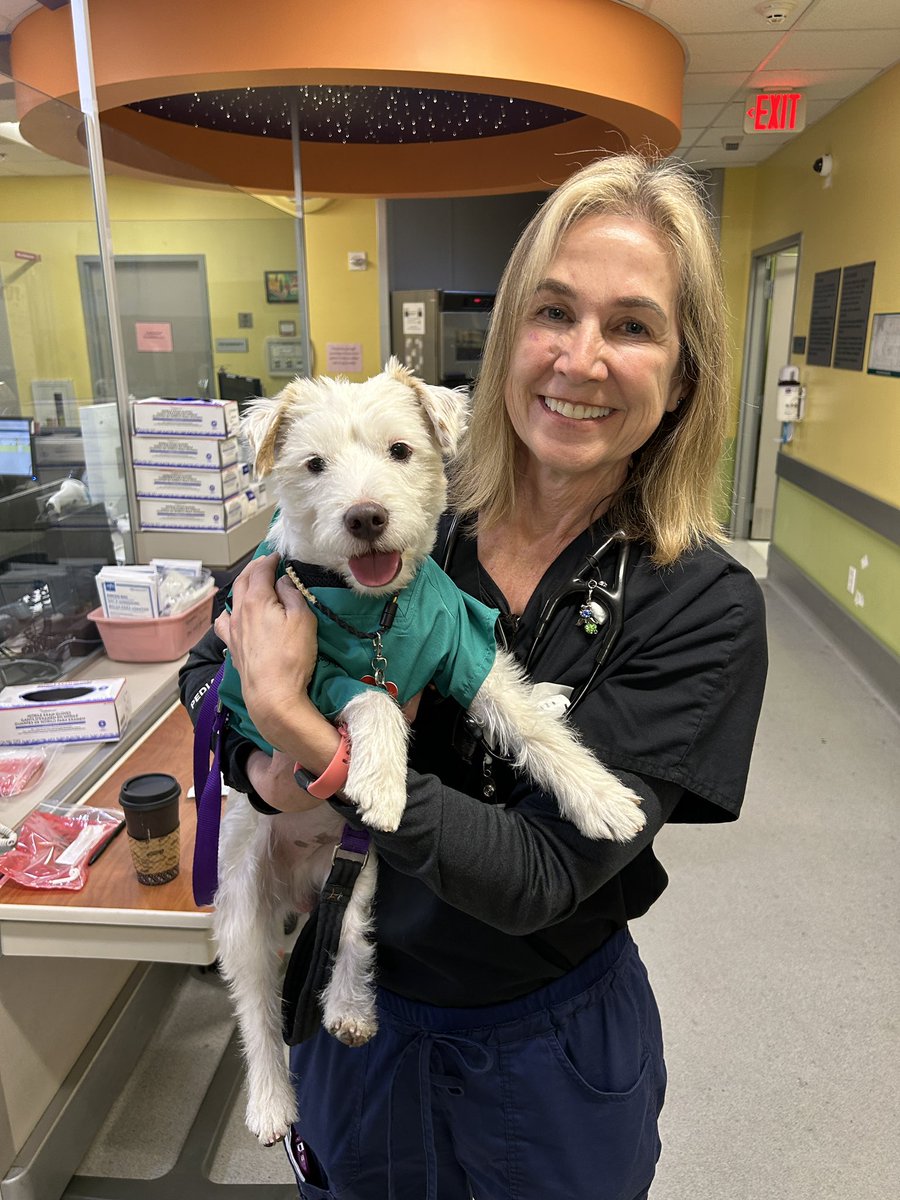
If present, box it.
[134,463,243,500]
[131,434,240,469]
[0,678,131,746]
[139,496,244,531]
[96,566,160,618]
[131,398,240,438]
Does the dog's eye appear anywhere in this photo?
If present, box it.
[306,456,326,474]
[389,443,412,462]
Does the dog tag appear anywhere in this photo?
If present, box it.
[361,675,399,699]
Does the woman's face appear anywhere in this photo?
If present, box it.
[504,214,684,496]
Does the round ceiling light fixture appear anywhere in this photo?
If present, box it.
[11,0,686,197]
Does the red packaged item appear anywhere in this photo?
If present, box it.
[0,804,122,890]
[0,748,52,798]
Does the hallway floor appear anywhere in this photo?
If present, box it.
[72,541,899,1199]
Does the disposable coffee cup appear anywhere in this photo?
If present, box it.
[119,773,181,886]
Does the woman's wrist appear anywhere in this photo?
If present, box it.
[262,695,341,777]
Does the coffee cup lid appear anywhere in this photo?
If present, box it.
[120,773,181,811]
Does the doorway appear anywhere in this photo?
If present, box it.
[78,255,214,401]
[732,237,801,541]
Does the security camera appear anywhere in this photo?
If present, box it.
[813,154,833,177]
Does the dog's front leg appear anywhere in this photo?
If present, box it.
[341,689,410,832]
[214,799,297,1146]
[470,652,647,843]
[320,852,379,1047]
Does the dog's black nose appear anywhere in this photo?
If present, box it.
[344,503,389,542]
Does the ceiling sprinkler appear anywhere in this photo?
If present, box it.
[756,3,795,24]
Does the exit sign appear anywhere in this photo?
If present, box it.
[744,91,807,134]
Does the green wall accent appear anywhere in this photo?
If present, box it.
[773,480,900,656]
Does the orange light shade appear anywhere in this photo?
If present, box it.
[11,0,685,197]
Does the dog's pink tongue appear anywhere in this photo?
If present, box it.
[348,551,402,588]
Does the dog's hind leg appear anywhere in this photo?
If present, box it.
[213,797,297,1146]
[470,653,647,843]
[320,852,379,1047]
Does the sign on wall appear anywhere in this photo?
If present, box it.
[806,269,841,367]
[866,313,900,378]
[833,261,875,372]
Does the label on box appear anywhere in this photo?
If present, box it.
[131,435,239,469]
[96,568,159,619]
[0,678,131,746]
[131,398,239,437]
[139,496,244,531]
[134,464,242,500]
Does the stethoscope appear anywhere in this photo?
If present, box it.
[439,514,630,784]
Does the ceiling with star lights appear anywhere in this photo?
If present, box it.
[9,0,684,197]
[128,87,582,146]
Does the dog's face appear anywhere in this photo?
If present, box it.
[243,358,467,595]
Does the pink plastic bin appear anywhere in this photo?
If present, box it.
[88,592,214,663]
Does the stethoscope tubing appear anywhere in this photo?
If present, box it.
[439,514,629,726]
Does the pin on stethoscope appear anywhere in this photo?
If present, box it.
[576,581,609,636]
[521,529,627,681]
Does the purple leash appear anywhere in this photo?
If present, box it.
[192,663,226,906]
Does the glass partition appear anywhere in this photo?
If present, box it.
[0,77,124,686]
[0,73,304,687]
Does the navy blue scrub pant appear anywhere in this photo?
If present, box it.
[285,928,666,1200]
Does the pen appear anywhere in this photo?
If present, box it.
[87,820,126,866]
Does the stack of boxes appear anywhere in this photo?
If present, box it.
[131,398,265,533]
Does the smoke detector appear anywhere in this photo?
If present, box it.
[756,2,795,24]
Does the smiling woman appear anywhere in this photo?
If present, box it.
[502,214,685,510]
[453,153,728,566]
[180,151,767,1200]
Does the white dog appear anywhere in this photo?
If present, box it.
[212,358,646,1146]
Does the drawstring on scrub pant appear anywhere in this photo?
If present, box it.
[387,1031,494,1200]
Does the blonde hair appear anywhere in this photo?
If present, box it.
[451,153,730,566]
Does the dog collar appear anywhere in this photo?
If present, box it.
[283,563,400,696]
[283,559,350,589]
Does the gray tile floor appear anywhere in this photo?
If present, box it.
[74,541,900,1198]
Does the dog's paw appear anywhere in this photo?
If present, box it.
[350,784,405,833]
[326,1012,378,1047]
[245,1085,298,1148]
[576,791,647,842]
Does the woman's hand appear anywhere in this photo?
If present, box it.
[215,553,340,773]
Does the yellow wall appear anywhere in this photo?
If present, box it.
[723,63,900,507]
[0,176,381,408]
[720,62,900,658]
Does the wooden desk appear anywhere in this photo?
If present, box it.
[0,704,216,964]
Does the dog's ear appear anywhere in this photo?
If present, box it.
[384,357,468,458]
[241,385,299,477]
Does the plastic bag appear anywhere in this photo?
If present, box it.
[0,747,55,798]
[0,804,122,890]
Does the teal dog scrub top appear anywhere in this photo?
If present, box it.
[218,552,501,757]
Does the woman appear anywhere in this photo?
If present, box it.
[181,152,767,1200]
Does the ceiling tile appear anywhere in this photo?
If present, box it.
[682,102,730,125]
[767,28,900,70]
[682,72,753,103]
[684,32,786,73]
[793,0,900,30]
[649,0,814,35]
[749,66,881,99]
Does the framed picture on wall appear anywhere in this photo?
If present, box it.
[265,271,298,304]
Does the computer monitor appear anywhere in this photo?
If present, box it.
[0,417,36,486]
[217,370,263,416]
